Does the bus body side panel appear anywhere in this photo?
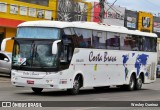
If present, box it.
[71,48,157,87]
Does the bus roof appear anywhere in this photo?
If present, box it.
[18,21,157,38]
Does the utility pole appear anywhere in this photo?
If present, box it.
[99,0,105,23]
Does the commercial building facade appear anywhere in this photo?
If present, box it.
[0,0,91,52]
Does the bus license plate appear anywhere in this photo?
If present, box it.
[27,80,34,84]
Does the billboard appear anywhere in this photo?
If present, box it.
[57,0,88,21]
[91,2,125,26]
[153,16,160,36]
[124,10,138,30]
[138,11,153,32]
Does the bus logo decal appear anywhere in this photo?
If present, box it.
[89,51,116,62]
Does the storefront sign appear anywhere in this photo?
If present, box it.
[153,17,160,33]
[0,2,7,12]
[124,10,138,29]
[45,10,52,20]
[29,8,36,17]
[20,6,27,16]
[138,11,153,32]
[10,4,18,14]
[92,2,125,26]
[37,9,44,18]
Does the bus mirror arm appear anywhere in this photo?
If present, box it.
[1,37,14,51]
[52,40,61,54]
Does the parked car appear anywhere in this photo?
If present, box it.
[0,51,12,76]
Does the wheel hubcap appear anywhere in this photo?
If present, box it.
[73,80,79,90]
[137,78,142,87]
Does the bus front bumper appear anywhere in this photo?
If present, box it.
[11,76,61,89]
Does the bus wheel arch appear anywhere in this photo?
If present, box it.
[68,73,84,95]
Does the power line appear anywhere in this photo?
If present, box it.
[105,0,118,12]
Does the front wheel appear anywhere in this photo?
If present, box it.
[32,88,43,94]
[67,77,80,95]
[121,75,136,91]
[127,75,136,91]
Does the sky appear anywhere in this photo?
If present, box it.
[86,0,160,16]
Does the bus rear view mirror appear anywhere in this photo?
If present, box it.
[1,37,13,51]
[52,40,61,54]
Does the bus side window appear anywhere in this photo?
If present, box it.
[143,37,157,52]
[120,34,132,50]
[138,36,144,51]
[106,32,120,50]
[92,30,99,48]
[75,28,92,48]
[92,31,106,49]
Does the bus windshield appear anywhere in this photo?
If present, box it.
[17,27,60,39]
[12,40,59,71]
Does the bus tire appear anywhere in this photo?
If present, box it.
[67,76,81,95]
[126,74,136,91]
[32,88,43,94]
[135,75,143,90]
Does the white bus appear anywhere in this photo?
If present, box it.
[1,21,157,95]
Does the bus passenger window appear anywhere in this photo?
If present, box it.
[106,32,120,50]
[74,28,92,48]
[120,34,132,50]
[132,36,140,51]
[138,36,144,51]
[92,31,99,48]
[144,37,157,52]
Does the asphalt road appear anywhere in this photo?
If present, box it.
[0,74,160,110]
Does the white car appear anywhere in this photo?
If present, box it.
[0,51,12,76]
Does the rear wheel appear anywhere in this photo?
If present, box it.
[67,76,81,95]
[135,75,143,90]
[32,88,43,94]
[127,74,136,91]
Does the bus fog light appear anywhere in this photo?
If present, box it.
[12,77,17,80]
[46,80,53,84]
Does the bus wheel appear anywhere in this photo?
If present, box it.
[126,74,136,91]
[135,75,143,90]
[32,88,43,94]
[67,77,80,95]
